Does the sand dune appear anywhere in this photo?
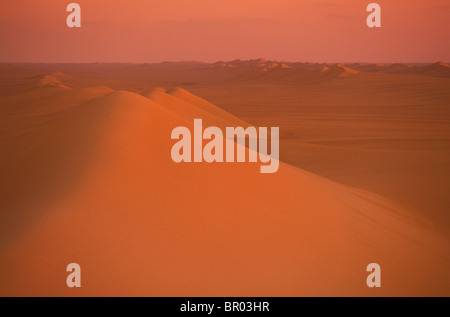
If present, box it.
[0,64,449,296]
[419,61,450,77]
[37,77,68,89]
[142,87,248,128]
[166,87,249,125]
[342,62,450,79]
[334,65,360,77]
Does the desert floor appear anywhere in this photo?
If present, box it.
[0,61,449,296]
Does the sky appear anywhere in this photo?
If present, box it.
[0,0,449,63]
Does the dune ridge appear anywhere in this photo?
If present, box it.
[142,87,248,128]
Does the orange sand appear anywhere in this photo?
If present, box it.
[0,62,449,296]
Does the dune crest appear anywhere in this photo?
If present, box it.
[142,87,248,129]
[434,61,449,68]
[165,87,248,127]
[334,65,360,77]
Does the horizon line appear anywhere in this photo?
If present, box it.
[1,59,449,65]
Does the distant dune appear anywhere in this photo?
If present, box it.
[36,72,72,89]
[0,63,449,296]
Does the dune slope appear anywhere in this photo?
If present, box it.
[0,86,448,296]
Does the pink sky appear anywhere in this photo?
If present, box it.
[1,0,449,63]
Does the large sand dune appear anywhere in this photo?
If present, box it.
[0,63,449,296]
